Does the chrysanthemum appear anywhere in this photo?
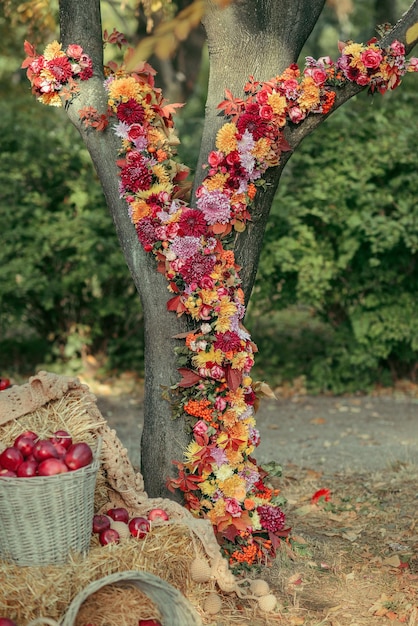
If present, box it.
[120,151,152,193]
[47,56,73,82]
[43,41,65,61]
[196,189,231,225]
[203,172,229,192]
[130,199,150,223]
[117,98,145,124]
[214,331,242,352]
[251,137,271,160]
[218,474,247,500]
[298,76,320,111]
[256,504,286,532]
[215,464,234,481]
[170,235,202,259]
[192,346,223,368]
[267,92,287,115]
[135,216,158,248]
[178,208,207,236]
[216,122,238,154]
[107,76,142,104]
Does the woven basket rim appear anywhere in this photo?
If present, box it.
[60,570,203,626]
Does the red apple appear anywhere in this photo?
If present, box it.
[128,517,150,539]
[99,528,120,545]
[138,621,162,626]
[92,514,111,534]
[106,507,129,524]
[33,439,60,462]
[147,508,169,522]
[50,430,72,450]
[18,430,38,441]
[0,618,18,626]
[0,447,23,471]
[50,442,67,458]
[0,469,17,477]
[0,378,11,391]
[13,435,36,458]
[38,458,69,476]
[64,442,93,470]
[17,460,38,477]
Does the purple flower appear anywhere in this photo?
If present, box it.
[196,189,231,225]
[170,236,202,259]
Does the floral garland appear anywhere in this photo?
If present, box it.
[23,36,417,571]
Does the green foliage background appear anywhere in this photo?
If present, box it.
[0,1,417,392]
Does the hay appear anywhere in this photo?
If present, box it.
[0,373,282,626]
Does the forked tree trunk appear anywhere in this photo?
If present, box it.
[59,0,418,498]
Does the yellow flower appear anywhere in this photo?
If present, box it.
[251,137,271,160]
[192,346,223,368]
[200,289,218,305]
[218,297,238,318]
[221,409,239,428]
[184,440,203,464]
[203,173,229,191]
[184,296,202,319]
[225,448,244,465]
[214,316,232,333]
[342,42,363,58]
[231,351,248,370]
[207,499,226,525]
[298,76,320,111]
[215,464,234,481]
[136,183,173,200]
[147,127,167,149]
[108,76,143,103]
[130,199,150,222]
[216,123,238,154]
[43,41,65,60]
[152,163,171,184]
[268,92,287,115]
[219,474,247,500]
[200,479,218,497]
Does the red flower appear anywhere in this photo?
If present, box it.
[214,331,242,352]
[117,98,145,124]
[257,504,286,533]
[136,217,159,248]
[47,56,72,82]
[179,253,216,284]
[178,208,207,236]
[120,151,152,193]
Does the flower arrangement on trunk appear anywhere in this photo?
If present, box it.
[23,35,417,571]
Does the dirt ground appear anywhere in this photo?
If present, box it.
[86,374,418,625]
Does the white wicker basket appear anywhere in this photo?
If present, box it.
[0,438,101,566]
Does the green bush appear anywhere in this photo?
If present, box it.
[254,79,418,392]
[0,88,144,375]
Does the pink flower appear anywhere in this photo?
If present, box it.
[210,365,225,380]
[193,420,209,437]
[360,48,383,69]
[390,40,405,56]
[171,236,202,259]
[215,396,227,411]
[288,106,305,123]
[407,57,418,71]
[225,498,242,517]
[208,151,224,167]
[304,66,328,85]
[259,105,274,120]
[66,44,83,60]
[196,189,231,225]
[179,253,216,284]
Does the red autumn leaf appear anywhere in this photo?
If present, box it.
[166,294,187,315]
[177,368,202,388]
[226,367,242,392]
[311,488,331,504]
[217,88,245,118]
[167,467,203,492]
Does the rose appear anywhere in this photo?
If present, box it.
[390,40,405,56]
[288,106,305,123]
[225,498,242,517]
[66,44,83,60]
[360,48,383,69]
[304,67,327,85]
[259,105,274,120]
[193,420,209,437]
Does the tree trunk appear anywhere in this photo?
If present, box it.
[58,0,418,498]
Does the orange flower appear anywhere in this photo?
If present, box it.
[244,498,256,511]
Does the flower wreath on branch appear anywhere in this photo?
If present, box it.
[23,35,418,572]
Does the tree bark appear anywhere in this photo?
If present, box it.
[58,0,418,498]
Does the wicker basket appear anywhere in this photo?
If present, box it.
[0,438,101,566]
[60,570,202,626]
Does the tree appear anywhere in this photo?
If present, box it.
[25,0,418,505]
